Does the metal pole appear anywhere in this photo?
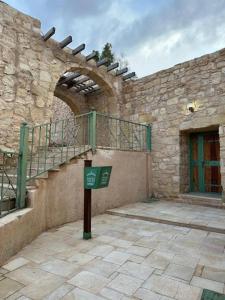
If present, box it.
[16,122,29,209]
[83,159,92,239]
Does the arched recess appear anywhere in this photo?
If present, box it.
[50,62,122,120]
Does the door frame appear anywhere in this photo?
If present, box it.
[189,131,221,193]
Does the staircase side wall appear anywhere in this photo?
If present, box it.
[0,149,152,265]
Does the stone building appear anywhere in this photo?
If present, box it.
[0,0,225,203]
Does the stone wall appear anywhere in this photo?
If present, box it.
[52,97,75,122]
[122,49,225,199]
[0,2,123,150]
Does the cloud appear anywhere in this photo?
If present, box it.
[4,0,225,77]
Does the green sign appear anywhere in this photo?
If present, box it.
[201,289,225,300]
[84,166,112,189]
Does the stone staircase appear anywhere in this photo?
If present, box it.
[0,145,91,215]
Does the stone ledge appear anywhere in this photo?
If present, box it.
[106,210,225,234]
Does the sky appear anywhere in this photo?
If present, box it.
[4,0,225,77]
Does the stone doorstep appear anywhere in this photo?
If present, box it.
[175,194,224,209]
[106,210,225,235]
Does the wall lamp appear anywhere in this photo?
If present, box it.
[187,102,196,113]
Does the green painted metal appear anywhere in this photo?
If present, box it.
[198,134,204,192]
[146,125,152,152]
[26,113,92,181]
[83,231,92,240]
[189,135,194,192]
[0,150,18,217]
[190,132,221,193]
[96,113,150,152]
[84,166,112,189]
[89,111,97,153]
[16,122,29,209]
[201,289,225,299]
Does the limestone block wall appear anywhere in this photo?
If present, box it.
[0,2,123,150]
[122,49,225,198]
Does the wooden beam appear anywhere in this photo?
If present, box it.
[57,73,80,85]
[72,43,85,56]
[116,67,128,76]
[76,82,96,92]
[84,87,100,95]
[107,62,119,72]
[96,58,109,67]
[67,78,89,89]
[43,27,56,41]
[74,76,90,85]
[123,72,136,81]
[86,51,97,61]
[59,36,72,49]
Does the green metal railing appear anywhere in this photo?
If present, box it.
[26,113,91,178]
[8,111,151,214]
[0,150,18,217]
[96,113,151,152]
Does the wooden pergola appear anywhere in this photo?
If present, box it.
[43,27,136,95]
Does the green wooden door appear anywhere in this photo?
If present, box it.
[190,132,221,194]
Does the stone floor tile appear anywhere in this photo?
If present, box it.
[67,252,95,265]
[126,245,152,257]
[7,294,31,300]
[172,253,199,268]
[107,273,143,296]
[87,244,114,257]
[128,254,145,264]
[62,287,105,300]
[0,278,24,299]
[3,257,30,271]
[19,273,65,299]
[191,276,224,294]
[94,235,116,244]
[175,281,202,300]
[100,287,125,299]
[18,247,52,264]
[40,258,78,277]
[118,261,154,280]
[43,283,74,300]
[142,251,173,270]
[83,258,119,278]
[134,288,161,300]
[103,251,131,265]
[5,263,55,285]
[164,263,195,281]
[143,274,179,298]
[67,270,108,293]
[110,239,133,248]
[0,267,9,274]
[201,266,225,283]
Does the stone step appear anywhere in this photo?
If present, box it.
[176,193,224,209]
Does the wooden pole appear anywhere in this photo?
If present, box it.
[83,160,92,239]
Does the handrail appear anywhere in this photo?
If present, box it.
[96,112,149,127]
[4,111,151,216]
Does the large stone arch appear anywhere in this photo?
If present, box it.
[0,1,124,148]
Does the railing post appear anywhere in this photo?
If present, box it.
[89,110,97,153]
[146,124,152,152]
[16,122,29,209]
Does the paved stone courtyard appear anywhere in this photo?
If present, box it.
[1,211,225,299]
[108,201,225,233]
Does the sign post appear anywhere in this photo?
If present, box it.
[83,160,112,240]
[83,160,92,240]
